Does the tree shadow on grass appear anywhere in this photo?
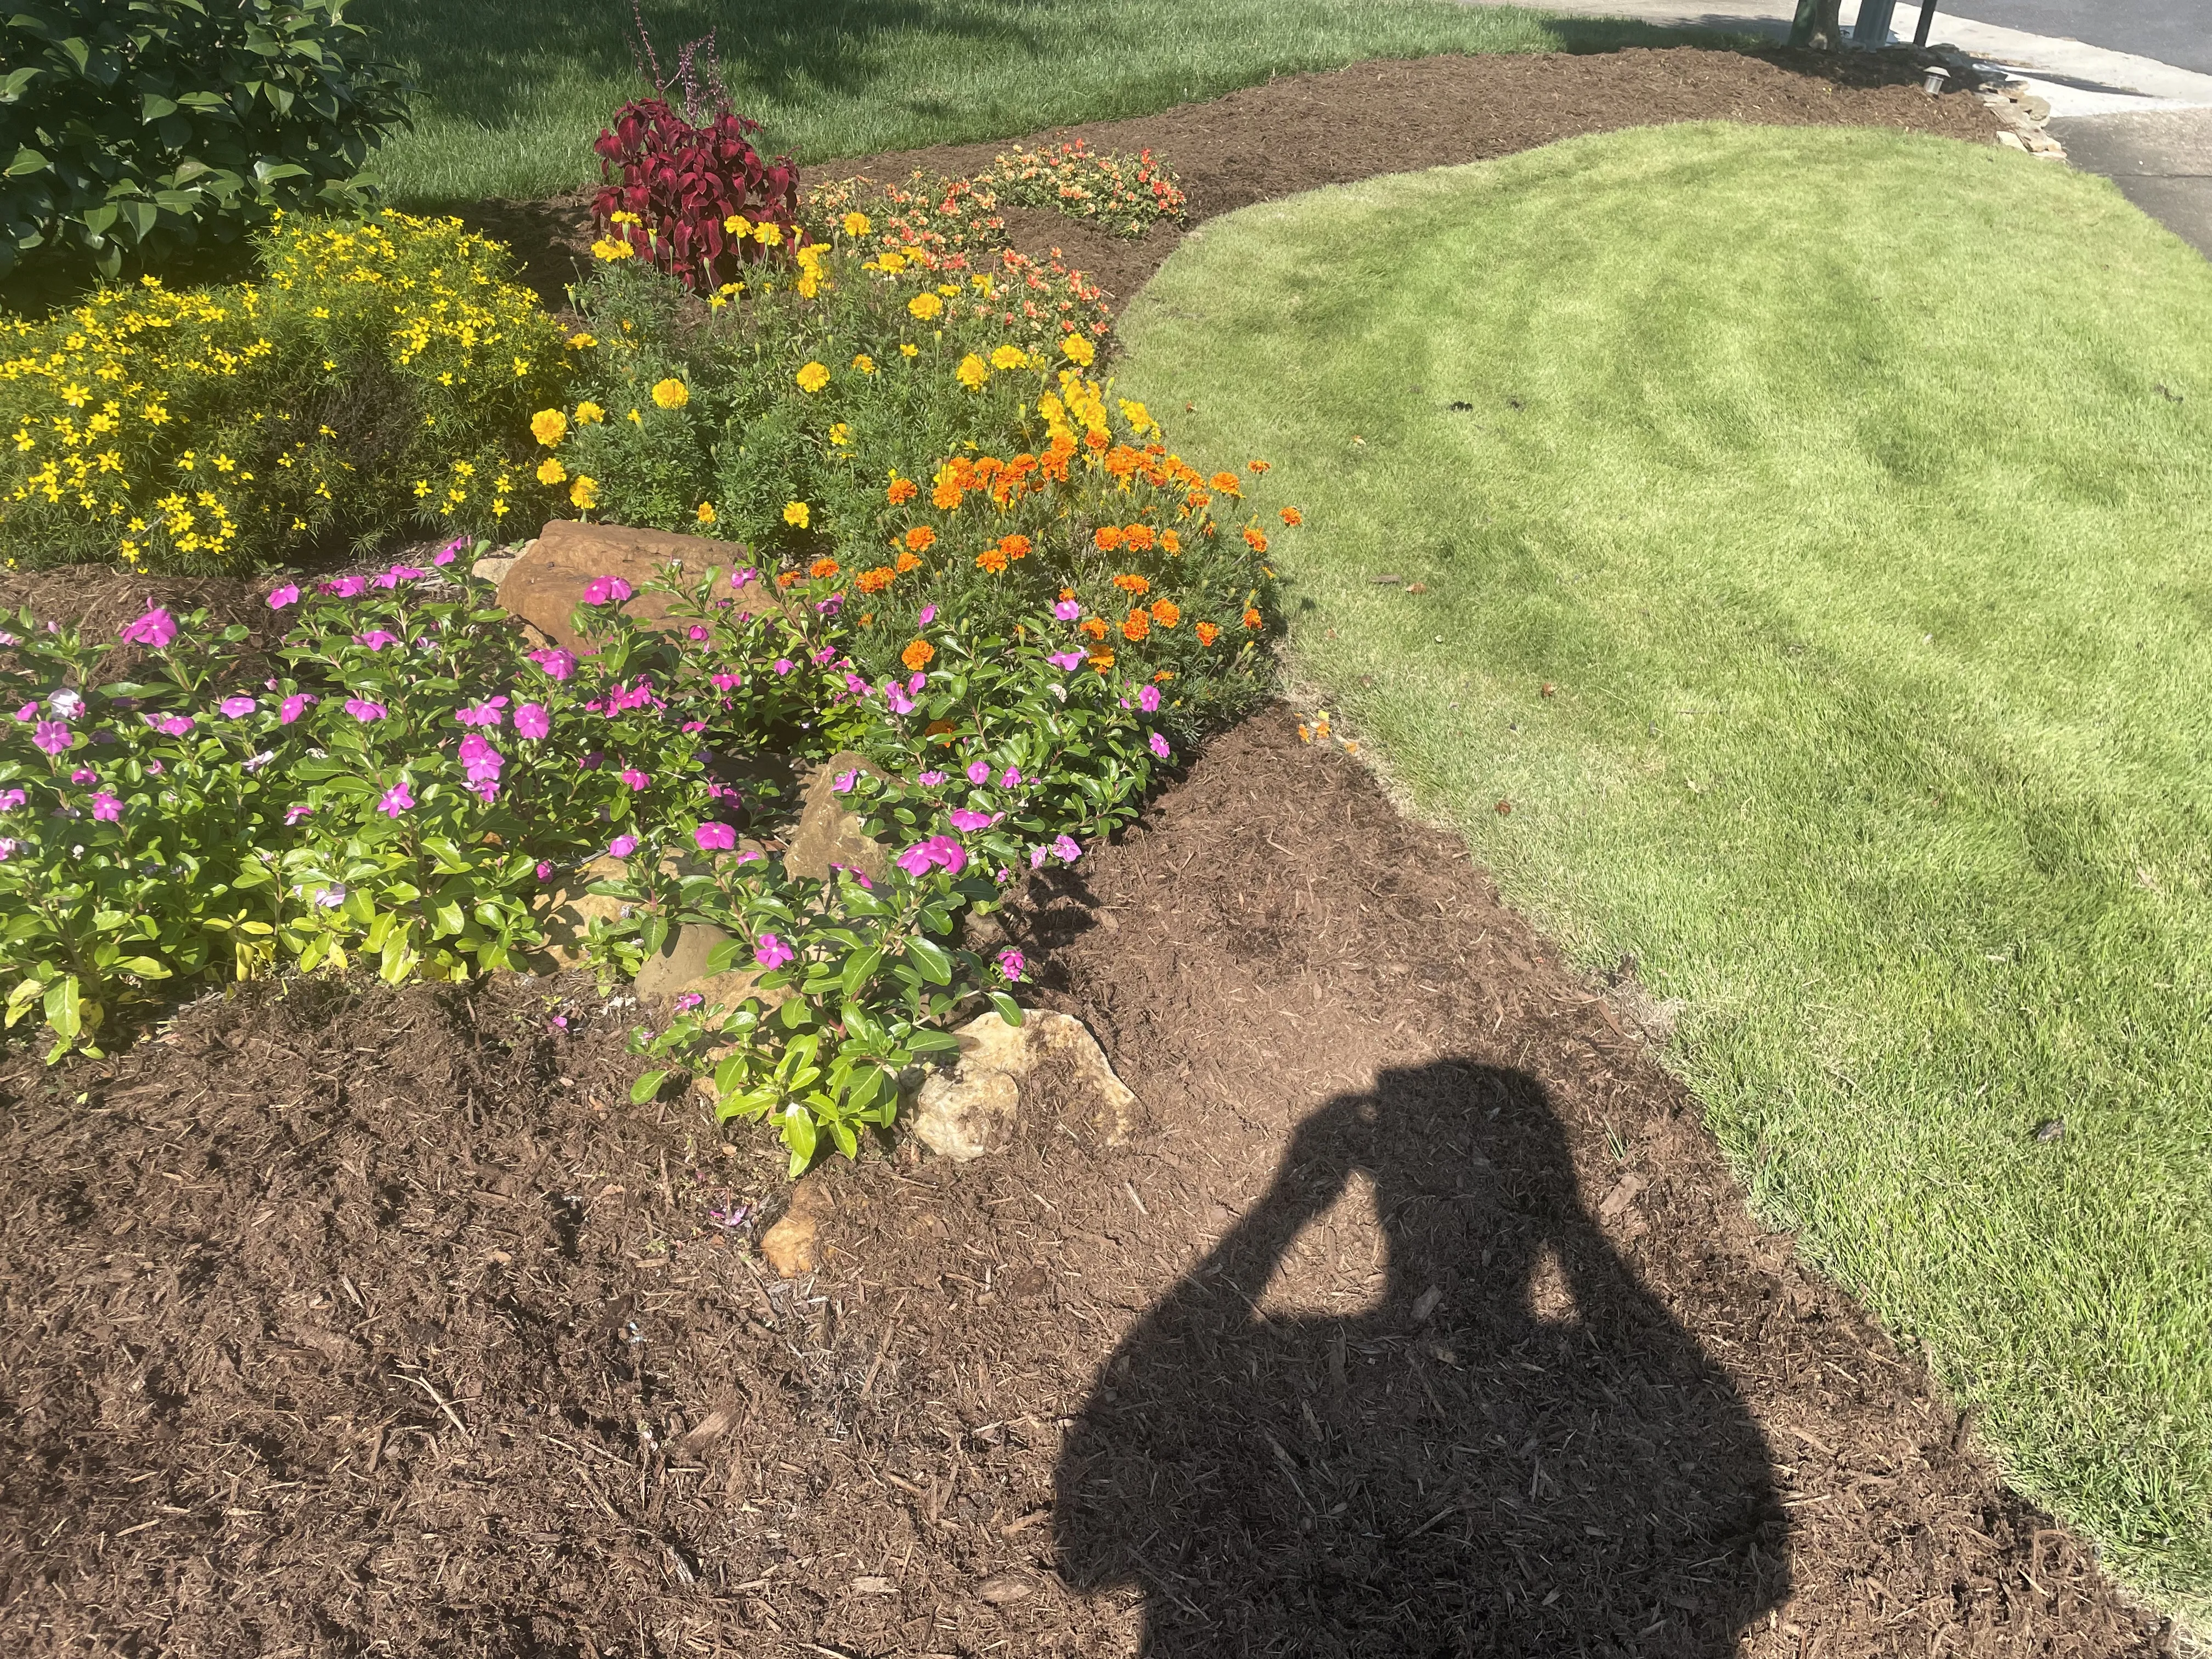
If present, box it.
[1054,1061,1786,1656]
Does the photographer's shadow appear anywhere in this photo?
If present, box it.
[1054,1062,1786,1656]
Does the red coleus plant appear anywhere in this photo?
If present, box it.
[591,100,802,291]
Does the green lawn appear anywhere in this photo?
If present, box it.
[1115,124,2212,1613]
[357,0,1731,204]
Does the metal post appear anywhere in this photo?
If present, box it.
[1913,0,1939,48]
[1789,0,1821,48]
[1853,0,1899,47]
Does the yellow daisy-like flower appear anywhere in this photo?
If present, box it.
[537,456,567,486]
[907,291,943,321]
[591,238,635,262]
[956,353,990,391]
[696,501,716,525]
[1062,332,1096,368]
[900,343,919,358]
[989,344,1028,371]
[828,422,850,447]
[651,378,689,410]
[627,408,642,425]
[794,361,831,393]
[571,475,599,509]
[575,401,606,425]
[851,353,876,374]
[783,500,811,528]
[530,408,568,447]
[567,332,596,348]
[842,211,871,238]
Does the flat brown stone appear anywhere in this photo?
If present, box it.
[783,751,893,886]
[496,519,787,654]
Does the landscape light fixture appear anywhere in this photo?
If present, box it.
[1922,65,1949,95]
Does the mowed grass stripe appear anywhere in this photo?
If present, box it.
[1114,124,2212,1613]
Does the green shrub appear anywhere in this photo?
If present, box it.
[0,208,582,572]
[0,0,410,288]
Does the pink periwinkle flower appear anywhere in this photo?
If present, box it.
[69,766,95,784]
[710,672,741,693]
[458,732,504,786]
[0,787,24,811]
[688,625,709,642]
[966,760,990,786]
[674,991,704,1012]
[354,630,400,652]
[455,696,508,727]
[949,808,997,833]
[1029,843,1049,869]
[1048,650,1084,671]
[375,564,426,588]
[529,647,578,682]
[434,537,465,566]
[833,770,857,794]
[732,567,757,589]
[996,947,1024,982]
[145,759,163,775]
[323,575,368,599]
[578,750,604,771]
[91,791,122,822]
[514,702,551,739]
[267,583,300,610]
[845,673,871,699]
[907,670,927,693]
[811,647,837,666]
[608,833,639,858]
[119,607,177,648]
[694,821,736,852]
[1054,598,1082,621]
[754,932,795,970]
[681,720,707,734]
[12,701,35,721]
[832,862,873,891]
[377,782,415,817]
[534,861,554,881]
[343,698,387,722]
[895,834,967,878]
[619,767,650,791]
[280,693,318,724]
[997,766,1022,788]
[285,803,314,826]
[32,720,70,755]
[773,658,793,676]
[582,575,634,606]
[146,713,194,737]
[1052,834,1082,863]
[219,695,256,718]
[1139,684,1161,713]
[918,604,937,627]
[1149,731,1172,760]
[884,684,917,716]
[918,770,946,787]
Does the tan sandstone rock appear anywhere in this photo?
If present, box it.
[496,518,786,654]
[759,1174,834,1277]
[783,750,891,885]
[908,1009,1138,1161]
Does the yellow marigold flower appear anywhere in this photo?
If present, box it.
[754,221,783,246]
[575,400,605,424]
[571,475,600,509]
[696,501,716,524]
[794,360,830,393]
[537,457,567,486]
[1062,332,1096,367]
[852,353,876,374]
[842,211,871,238]
[591,238,635,262]
[908,291,943,321]
[531,408,568,447]
[956,353,990,390]
[724,213,751,235]
[990,344,1028,371]
[829,422,850,447]
[784,500,811,528]
[627,408,642,425]
[610,210,641,227]
[900,343,918,358]
[651,378,690,410]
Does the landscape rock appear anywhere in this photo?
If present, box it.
[520,854,629,972]
[907,1009,1139,1161]
[495,518,786,654]
[759,1174,833,1277]
[783,750,892,885]
[634,919,778,1019]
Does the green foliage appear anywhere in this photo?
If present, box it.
[0,209,578,572]
[0,0,411,288]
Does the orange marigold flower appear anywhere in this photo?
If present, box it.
[810,557,840,579]
[1161,529,1181,555]
[1080,617,1109,641]
[1243,526,1269,554]
[1087,650,1115,673]
[1085,430,1110,452]
[1243,606,1263,629]
[932,481,962,511]
[1211,470,1243,495]
[1121,609,1151,642]
[896,550,923,573]
[1280,506,1304,527]
[1000,534,1031,560]
[976,547,1009,574]
[902,639,936,672]
[1112,572,1150,596]
[777,570,802,589]
[1248,458,1271,472]
[1125,524,1157,552]
[857,566,897,595]
[1058,588,1077,602]
[924,718,957,737]
[1093,525,1124,552]
[1186,489,1211,510]
[1153,669,1175,682]
[1194,621,1220,645]
[905,526,937,553]
[1150,599,1180,628]
[887,477,919,505]
[859,612,873,627]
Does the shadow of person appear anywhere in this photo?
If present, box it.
[1054,1062,1786,1657]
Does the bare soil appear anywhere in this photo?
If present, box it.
[0,712,2168,1656]
[463,46,2001,311]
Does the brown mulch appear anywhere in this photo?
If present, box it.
[0,710,2168,1656]
[465,46,2000,312]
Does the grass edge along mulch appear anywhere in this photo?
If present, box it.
[1110,120,2212,1624]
